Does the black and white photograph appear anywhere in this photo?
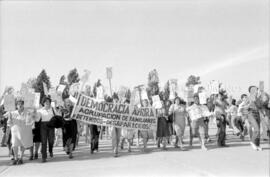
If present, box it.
[0,0,269,177]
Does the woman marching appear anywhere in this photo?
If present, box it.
[156,100,170,150]
[61,99,78,159]
[169,97,188,150]
[36,96,56,162]
[214,93,229,147]
[5,98,34,165]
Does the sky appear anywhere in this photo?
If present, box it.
[0,0,269,99]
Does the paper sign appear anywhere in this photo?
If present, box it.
[69,83,80,95]
[118,86,128,101]
[106,67,112,79]
[4,94,16,111]
[69,95,78,104]
[43,82,48,96]
[20,83,29,96]
[141,87,148,100]
[96,86,105,101]
[130,90,140,106]
[57,84,66,93]
[81,70,91,83]
[152,95,162,109]
[50,92,64,106]
[187,87,194,103]
[210,80,219,94]
[169,79,178,100]
[199,92,207,105]
[24,92,40,108]
[259,81,264,92]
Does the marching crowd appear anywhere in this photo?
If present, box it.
[0,84,269,166]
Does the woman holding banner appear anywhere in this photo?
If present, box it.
[169,97,187,150]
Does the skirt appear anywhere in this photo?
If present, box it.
[156,117,170,138]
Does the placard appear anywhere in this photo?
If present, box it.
[4,94,16,111]
[152,95,162,109]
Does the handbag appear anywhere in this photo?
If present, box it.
[47,108,64,128]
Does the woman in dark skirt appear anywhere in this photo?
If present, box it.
[62,103,77,159]
[165,100,173,144]
[89,124,100,154]
[156,100,170,150]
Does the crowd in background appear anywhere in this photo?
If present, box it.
[0,82,269,166]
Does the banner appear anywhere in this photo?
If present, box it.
[4,94,16,111]
[71,94,157,130]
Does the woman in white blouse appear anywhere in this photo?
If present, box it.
[5,98,34,165]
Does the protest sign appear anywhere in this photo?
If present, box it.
[141,87,148,100]
[130,89,140,106]
[152,95,162,109]
[106,67,112,79]
[57,84,66,93]
[20,83,29,96]
[24,92,40,109]
[43,82,49,96]
[187,86,194,103]
[169,79,177,100]
[71,94,157,130]
[199,92,207,105]
[118,86,128,101]
[210,80,219,94]
[4,94,16,111]
[259,81,264,92]
[50,91,64,106]
[96,86,105,101]
[69,95,78,104]
[69,83,80,96]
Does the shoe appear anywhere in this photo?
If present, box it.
[34,153,38,159]
[17,159,23,165]
[221,144,229,147]
[257,146,263,151]
[42,158,47,163]
[29,156,33,161]
[10,159,17,165]
[174,145,180,149]
[69,153,73,159]
[90,150,94,154]
[162,147,168,151]
[114,153,118,157]
[49,152,53,158]
[201,146,208,151]
[250,142,257,150]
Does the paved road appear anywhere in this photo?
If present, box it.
[0,125,269,177]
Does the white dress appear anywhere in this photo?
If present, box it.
[6,110,33,148]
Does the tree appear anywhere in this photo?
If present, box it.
[147,69,160,103]
[186,75,201,87]
[33,69,51,104]
[67,68,80,86]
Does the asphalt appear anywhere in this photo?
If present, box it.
[0,124,269,177]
